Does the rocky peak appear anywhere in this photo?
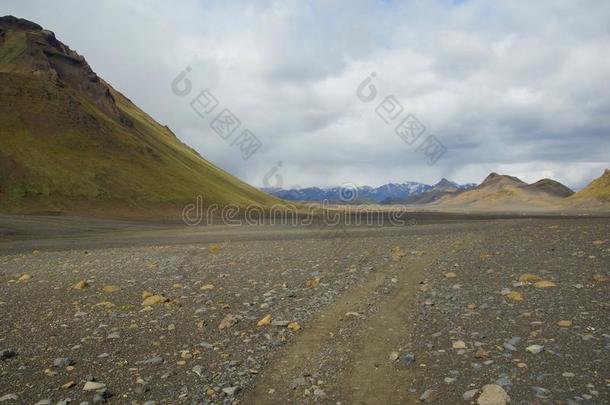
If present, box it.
[0,15,131,126]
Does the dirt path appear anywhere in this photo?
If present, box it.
[242,236,460,404]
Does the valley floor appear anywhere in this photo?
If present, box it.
[0,215,608,404]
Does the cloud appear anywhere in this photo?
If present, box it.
[2,0,609,190]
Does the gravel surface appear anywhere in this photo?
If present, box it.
[0,217,608,404]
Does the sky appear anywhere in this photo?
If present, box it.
[2,0,610,190]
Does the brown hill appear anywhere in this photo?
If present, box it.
[0,16,278,217]
[435,173,573,210]
[567,169,610,206]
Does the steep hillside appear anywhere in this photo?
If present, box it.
[568,169,610,203]
[0,16,278,216]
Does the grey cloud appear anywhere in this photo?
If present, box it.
[1,0,609,190]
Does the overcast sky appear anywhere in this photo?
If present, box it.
[3,0,610,189]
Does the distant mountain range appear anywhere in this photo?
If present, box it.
[263,178,477,203]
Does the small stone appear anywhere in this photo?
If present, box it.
[257,314,272,327]
[34,400,52,405]
[533,280,556,288]
[218,314,238,330]
[592,273,609,282]
[526,344,544,354]
[562,372,575,377]
[475,347,490,359]
[192,365,204,377]
[313,388,326,398]
[83,381,106,391]
[420,389,438,403]
[73,280,89,290]
[222,386,240,396]
[389,351,400,362]
[463,389,479,401]
[138,356,164,365]
[0,394,17,402]
[444,272,457,278]
[477,384,509,405]
[142,294,168,306]
[53,358,75,368]
[505,291,523,301]
[452,340,466,349]
[200,284,215,291]
[142,290,153,299]
[271,320,290,327]
[557,320,573,328]
[290,376,307,389]
[17,274,32,282]
[305,278,320,288]
[0,349,16,361]
[531,386,550,398]
[518,273,542,283]
[287,322,301,331]
[107,332,120,339]
[102,285,120,293]
[62,381,76,389]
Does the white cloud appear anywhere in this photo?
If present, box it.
[2,0,609,190]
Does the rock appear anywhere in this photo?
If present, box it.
[305,278,320,288]
[533,280,556,288]
[83,381,106,391]
[505,291,523,301]
[218,314,238,330]
[288,322,301,331]
[142,294,168,306]
[526,344,544,354]
[0,394,17,402]
[0,349,16,361]
[73,280,89,289]
[477,384,509,405]
[531,386,550,398]
[53,358,75,368]
[290,377,307,389]
[557,320,573,327]
[420,389,438,402]
[138,356,164,365]
[62,380,76,389]
[17,274,32,282]
[518,273,542,283]
[208,244,222,254]
[222,386,240,396]
[102,285,120,293]
[452,340,466,349]
[389,351,400,362]
[313,388,326,398]
[257,314,272,326]
[475,347,490,359]
[463,389,479,401]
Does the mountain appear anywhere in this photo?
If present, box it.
[382,179,477,204]
[0,16,278,216]
[263,182,432,203]
[523,178,574,198]
[435,173,574,210]
[568,169,610,203]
